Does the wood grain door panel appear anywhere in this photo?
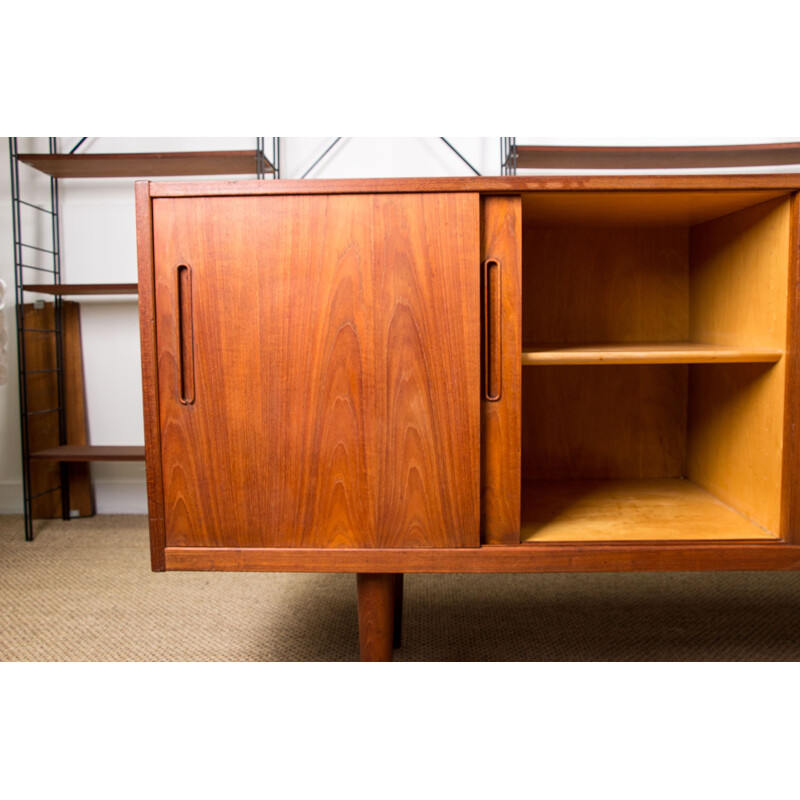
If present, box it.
[153,193,480,548]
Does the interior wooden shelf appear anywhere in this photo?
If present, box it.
[17,151,273,178]
[513,142,800,170]
[30,445,145,462]
[521,342,784,366]
[25,284,138,295]
[520,479,779,543]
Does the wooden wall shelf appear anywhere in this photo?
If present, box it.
[18,151,273,179]
[26,284,139,296]
[514,142,800,170]
[30,445,145,462]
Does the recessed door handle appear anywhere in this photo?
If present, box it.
[176,264,195,405]
[484,258,502,402]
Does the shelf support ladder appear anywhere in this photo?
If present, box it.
[9,136,71,540]
[501,137,517,175]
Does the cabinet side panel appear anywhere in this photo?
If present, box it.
[481,196,521,544]
[781,193,800,543]
[688,197,791,536]
[135,182,166,570]
[372,194,481,547]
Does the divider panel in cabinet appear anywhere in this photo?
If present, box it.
[686,192,792,537]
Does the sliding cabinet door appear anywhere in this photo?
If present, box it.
[152,193,480,549]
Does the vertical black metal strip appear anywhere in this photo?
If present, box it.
[10,138,35,540]
[49,137,70,521]
[256,136,264,180]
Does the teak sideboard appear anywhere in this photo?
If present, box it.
[135,175,800,661]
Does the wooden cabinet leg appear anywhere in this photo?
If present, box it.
[393,573,404,649]
[357,573,395,662]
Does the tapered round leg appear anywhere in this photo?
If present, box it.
[357,573,395,662]
[393,573,404,649]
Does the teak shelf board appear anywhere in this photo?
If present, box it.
[521,342,784,366]
[513,142,800,170]
[520,479,779,543]
[17,151,273,178]
[25,283,138,296]
[30,445,145,462]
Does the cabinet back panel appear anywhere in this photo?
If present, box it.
[522,226,689,345]
[152,194,480,549]
[521,365,687,480]
[687,196,792,535]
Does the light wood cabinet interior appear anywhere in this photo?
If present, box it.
[520,191,793,543]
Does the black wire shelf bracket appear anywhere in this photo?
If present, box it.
[297,137,483,179]
[300,137,343,179]
[30,485,64,501]
[20,243,57,255]
[19,264,57,274]
[16,198,55,214]
[440,138,481,176]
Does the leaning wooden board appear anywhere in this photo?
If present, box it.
[23,301,93,519]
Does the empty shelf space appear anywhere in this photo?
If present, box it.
[17,151,273,178]
[521,342,783,365]
[30,445,145,462]
[520,479,779,543]
[513,142,800,171]
[24,283,138,295]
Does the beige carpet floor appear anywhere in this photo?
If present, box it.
[1,514,800,661]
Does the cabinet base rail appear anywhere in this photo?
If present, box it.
[162,543,800,575]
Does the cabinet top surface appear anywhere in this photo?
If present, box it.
[141,174,800,198]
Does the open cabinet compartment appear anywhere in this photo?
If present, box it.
[519,190,794,543]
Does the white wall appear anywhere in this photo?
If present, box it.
[0,137,498,513]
